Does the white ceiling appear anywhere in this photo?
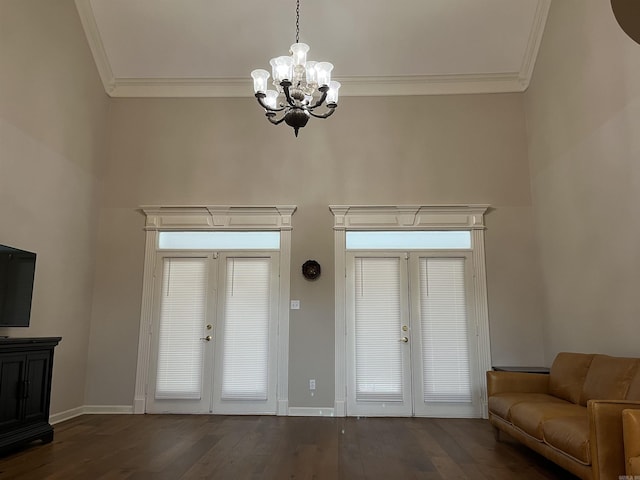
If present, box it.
[75,0,551,98]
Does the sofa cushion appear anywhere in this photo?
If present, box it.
[580,355,638,406]
[542,416,591,465]
[489,393,565,421]
[549,352,594,404]
[623,409,640,475]
[510,401,586,440]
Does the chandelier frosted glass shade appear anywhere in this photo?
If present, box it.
[251,42,340,137]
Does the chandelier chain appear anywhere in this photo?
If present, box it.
[295,0,300,44]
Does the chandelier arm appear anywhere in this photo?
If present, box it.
[308,106,337,119]
[255,93,286,112]
[265,111,289,125]
[281,82,297,108]
[307,86,329,110]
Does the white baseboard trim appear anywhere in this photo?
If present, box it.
[83,405,134,415]
[277,399,289,416]
[133,397,146,414]
[52,405,338,421]
[49,406,85,425]
[288,407,335,417]
[482,400,489,419]
[49,405,134,424]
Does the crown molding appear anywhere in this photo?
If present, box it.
[75,0,550,98]
[518,0,552,90]
[85,73,530,98]
[75,0,116,95]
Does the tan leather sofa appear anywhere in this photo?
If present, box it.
[623,409,640,477]
[487,352,640,480]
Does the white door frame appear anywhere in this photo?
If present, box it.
[330,205,492,418]
[133,205,296,415]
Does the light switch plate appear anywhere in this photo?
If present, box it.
[290,300,300,310]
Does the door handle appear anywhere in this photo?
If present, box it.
[200,335,212,342]
[400,337,409,343]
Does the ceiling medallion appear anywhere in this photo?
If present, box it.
[250,0,340,137]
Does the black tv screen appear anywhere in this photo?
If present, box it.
[0,244,36,327]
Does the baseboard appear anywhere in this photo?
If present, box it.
[49,405,134,424]
[277,399,289,416]
[53,405,335,421]
[133,397,145,414]
[49,406,85,425]
[83,405,134,415]
[288,407,335,417]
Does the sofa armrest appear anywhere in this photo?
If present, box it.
[589,400,640,480]
[486,371,549,396]
[623,409,640,476]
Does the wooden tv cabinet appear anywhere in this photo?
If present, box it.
[0,337,61,453]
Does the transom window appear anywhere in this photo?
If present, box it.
[346,231,471,250]
[158,231,281,250]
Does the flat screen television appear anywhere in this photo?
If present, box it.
[0,244,36,327]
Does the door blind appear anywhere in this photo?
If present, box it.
[354,257,404,402]
[155,257,208,399]
[419,257,472,403]
[221,257,270,400]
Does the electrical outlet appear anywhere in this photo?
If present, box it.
[290,300,300,310]
[309,379,316,390]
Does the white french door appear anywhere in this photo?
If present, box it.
[212,253,279,414]
[410,254,479,417]
[346,251,481,417]
[146,251,279,414]
[346,254,412,416]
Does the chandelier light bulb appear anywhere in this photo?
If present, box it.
[270,56,294,83]
[264,90,279,109]
[290,43,309,66]
[314,62,333,87]
[327,81,341,105]
[251,69,270,94]
[305,61,317,85]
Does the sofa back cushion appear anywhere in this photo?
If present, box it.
[549,352,594,404]
[580,355,639,405]
[627,368,640,401]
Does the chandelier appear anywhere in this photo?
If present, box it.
[250,0,340,137]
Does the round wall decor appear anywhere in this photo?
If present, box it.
[302,260,321,280]
[612,0,640,45]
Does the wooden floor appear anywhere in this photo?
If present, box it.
[0,415,579,479]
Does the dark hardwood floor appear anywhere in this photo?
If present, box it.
[0,415,578,479]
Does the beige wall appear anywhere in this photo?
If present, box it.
[525,0,640,361]
[1,0,635,415]
[86,94,546,408]
[0,0,555,414]
[0,0,109,413]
